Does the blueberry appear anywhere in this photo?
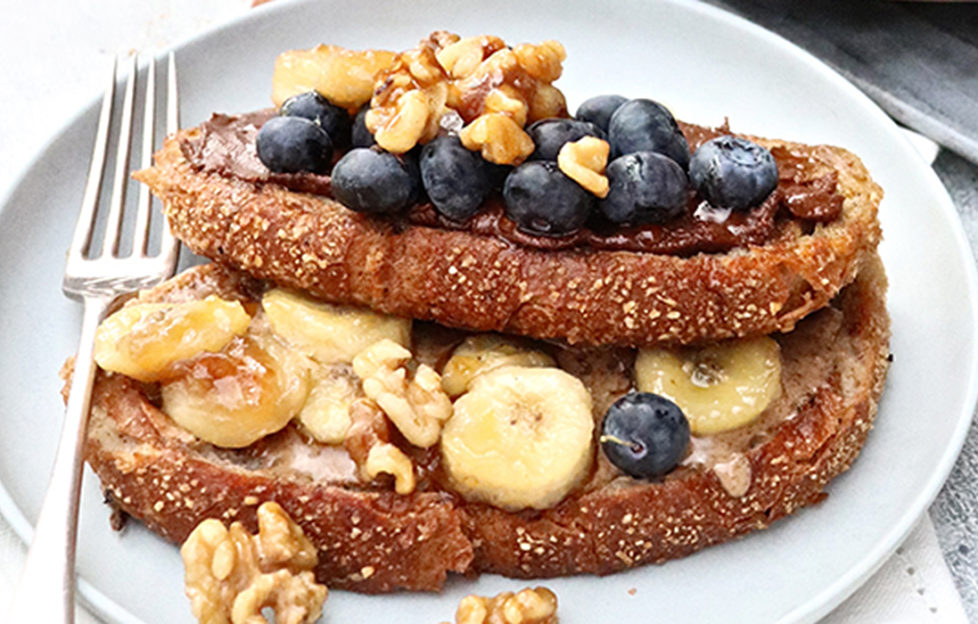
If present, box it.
[503,161,594,236]
[351,106,375,148]
[600,392,690,479]
[575,95,627,133]
[600,152,689,225]
[280,91,351,147]
[256,116,333,174]
[330,148,419,214]
[689,136,778,210]
[527,118,606,161]
[607,99,690,168]
[420,136,492,222]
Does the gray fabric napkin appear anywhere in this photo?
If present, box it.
[705,0,978,167]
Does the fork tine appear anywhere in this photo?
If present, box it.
[67,57,116,260]
[167,51,179,135]
[159,51,180,273]
[131,55,156,256]
[99,54,137,258]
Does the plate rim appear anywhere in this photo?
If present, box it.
[0,0,975,622]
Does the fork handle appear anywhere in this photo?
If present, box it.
[7,296,111,624]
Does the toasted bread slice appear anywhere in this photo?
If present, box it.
[77,254,889,592]
[135,117,881,348]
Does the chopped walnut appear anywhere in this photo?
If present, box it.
[364,442,416,494]
[449,40,567,124]
[455,587,559,624]
[181,502,326,624]
[512,40,566,82]
[343,397,392,467]
[527,84,567,122]
[352,339,453,448]
[436,35,507,79]
[460,113,535,165]
[366,40,450,153]
[450,39,567,164]
[557,137,610,197]
[364,32,568,161]
[342,398,416,492]
[484,85,530,127]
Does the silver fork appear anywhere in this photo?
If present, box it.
[6,53,180,623]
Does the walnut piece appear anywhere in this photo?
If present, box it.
[455,587,559,624]
[436,35,506,79]
[557,137,610,198]
[460,113,535,166]
[450,38,567,165]
[364,442,417,494]
[342,398,416,492]
[366,40,450,153]
[352,339,453,448]
[181,502,327,624]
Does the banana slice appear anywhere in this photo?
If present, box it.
[441,366,593,511]
[296,364,359,444]
[271,45,397,110]
[634,336,781,436]
[441,335,555,397]
[94,296,251,382]
[161,330,310,448]
[262,289,411,364]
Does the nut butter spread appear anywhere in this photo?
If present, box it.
[181,110,844,256]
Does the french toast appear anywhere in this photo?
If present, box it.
[136,119,881,348]
[76,253,889,593]
[71,33,892,611]
[133,31,882,349]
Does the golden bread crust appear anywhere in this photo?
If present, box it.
[80,256,889,591]
[135,126,882,347]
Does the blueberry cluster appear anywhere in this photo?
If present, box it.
[505,96,779,237]
[256,91,779,233]
[501,96,695,236]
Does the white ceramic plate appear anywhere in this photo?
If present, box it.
[1,0,976,622]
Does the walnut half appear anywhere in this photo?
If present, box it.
[180,502,327,624]
[352,339,453,448]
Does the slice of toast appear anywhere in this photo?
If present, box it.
[135,117,882,348]
[76,254,889,593]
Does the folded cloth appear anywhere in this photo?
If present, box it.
[706,0,978,167]
[823,516,968,623]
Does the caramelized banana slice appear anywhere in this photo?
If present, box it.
[161,331,310,448]
[297,364,359,444]
[440,335,554,397]
[94,296,251,382]
[635,336,781,435]
[441,366,593,511]
[271,45,397,111]
[262,288,411,364]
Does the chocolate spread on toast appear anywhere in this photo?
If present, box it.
[182,110,842,256]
